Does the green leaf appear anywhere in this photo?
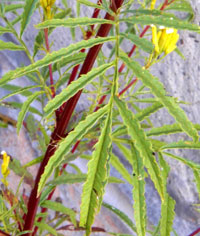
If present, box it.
[52,53,86,73]
[112,102,163,137]
[114,96,164,200]
[120,33,154,53]
[44,62,114,117]
[9,159,33,187]
[0,40,24,51]
[111,153,133,185]
[102,202,137,233]
[36,17,114,29]
[161,141,200,150]
[119,52,199,142]
[48,173,86,185]
[23,155,44,168]
[1,84,36,97]
[0,36,115,87]
[48,173,123,186]
[158,153,175,236]
[120,15,200,32]
[115,142,133,165]
[34,222,58,236]
[80,108,112,235]
[77,0,103,9]
[0,26,12,35]
[4,3,24,12]
[20,0,38,37]
[37,104,109,195]
[193,169,200,200]
[0,101,42,116]
[16,91,44,134]
[131,145,146,236]
[160,194,176,236]
[147,123,200,137]
[41,200,76,226]
[0,85,40,102]
[165,0,194,20]
[163,152,200,170]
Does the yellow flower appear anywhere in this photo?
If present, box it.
[1,151,10,186]
[40,0,56,19]
[152,26,179,56]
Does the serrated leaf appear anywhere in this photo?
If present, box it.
[34,222,58,236]
[52,53,86,73]
[16,91,44,134]
[193,169,200,200]
[120,33,154,53]
[0,36,115,86]
[48,173,123,186]
[111,153,133,185]
[41,200,76,226]
[163,151,200,170]
[120,15,200,32]
[131,145,146,236]
[80,108,112,235]
[78,0,103,9]
[37,104,109,195]
[119,52,199,142]
[0,40,24,51]
[0,26,12,35]
[160,194,175,236]
[115,142,133,165]
[0,101,42,116]
[102,202,137,233]
[9,159,33,186]
[112,102,163,137]
[1,84,36,97]
[4,3,24,12]
[165,0,194,20]
[161,141,200,150]
[36,17,114,29]
[44,62,114,117]
[158,153,175,236]
[0,85,40,102]
[147,123,200,137]
[114,96,164,200]
[20,0,38,37]
[23,155,44,168]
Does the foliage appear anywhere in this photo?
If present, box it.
[0,0,200,235]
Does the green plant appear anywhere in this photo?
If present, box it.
[0,0,200,235]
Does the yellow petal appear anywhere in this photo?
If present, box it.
[158,28,168,53]
[152,26,159,53]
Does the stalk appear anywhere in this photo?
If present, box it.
[22,1,124,234]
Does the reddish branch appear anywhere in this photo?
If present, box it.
[188,227,200,236]
[22,1,124,235]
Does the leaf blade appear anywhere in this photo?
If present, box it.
[37,104,109,195]
[80,107,112,235]
[119,52,199,142]
[114,96,164,200]
[0,36,115,86]
[44,62,114,117]
[20,0,38,36]
[16,91,44,134]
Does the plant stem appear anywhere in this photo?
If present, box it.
[188,227,200,236]
[44,28,55,98]
[22,1,124,234]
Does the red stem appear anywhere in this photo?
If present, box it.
[22,1,124,235]
[188,228,200,236]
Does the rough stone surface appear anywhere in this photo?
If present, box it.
[0,1,200,235]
